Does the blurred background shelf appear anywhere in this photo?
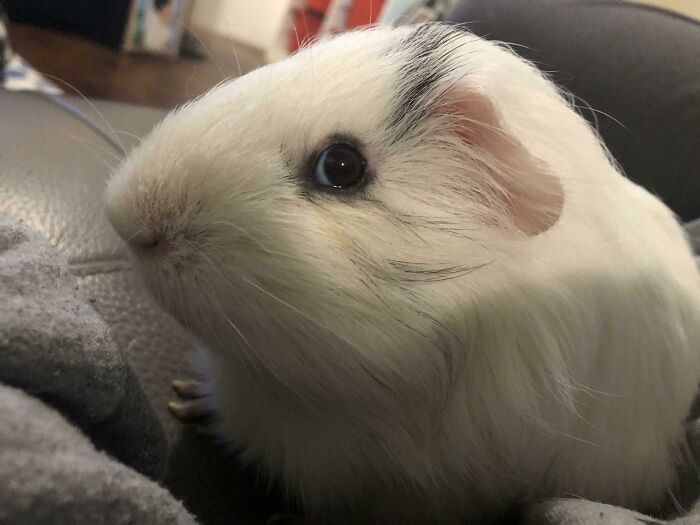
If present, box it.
[4,0,696,111]
[6,21,264,109]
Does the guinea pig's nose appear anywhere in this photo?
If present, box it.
[127,229,169,257]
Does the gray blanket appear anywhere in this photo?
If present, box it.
[0,215,195,524]
[0,384,195,524]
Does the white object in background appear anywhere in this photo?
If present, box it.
[626,0,700,21]
[403,5,438,23]
[191,0,293,63]
[3,55,62,95]
[378,0,422,24]
[378,0,455,25]
[319,0,355,35]
[123,0,190,56]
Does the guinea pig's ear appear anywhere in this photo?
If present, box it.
[440,88,564,236]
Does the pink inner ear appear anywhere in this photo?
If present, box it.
[442,90,564,236]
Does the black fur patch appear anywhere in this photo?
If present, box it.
[387,24,467,143]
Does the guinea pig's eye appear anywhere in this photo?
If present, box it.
[313,143,366,188]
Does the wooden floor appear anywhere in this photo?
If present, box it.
[6,22,265,109]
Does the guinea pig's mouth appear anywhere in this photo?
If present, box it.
[122,227,171,259]
[132,235,171,259]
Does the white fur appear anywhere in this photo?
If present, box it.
[105,24,700,523]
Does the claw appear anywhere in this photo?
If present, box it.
[169,377,217,433]
[172,378,207,399]
[168,397,212,421]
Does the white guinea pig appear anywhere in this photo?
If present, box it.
[105,23,700,524]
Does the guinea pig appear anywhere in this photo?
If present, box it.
[105,23,700,524]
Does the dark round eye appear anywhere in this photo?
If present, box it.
[313,143,366,188]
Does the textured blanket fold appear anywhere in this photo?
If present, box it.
[0,384,196,525]
[0,214,166,478]
[0,214,198,523]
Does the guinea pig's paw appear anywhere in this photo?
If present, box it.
[171,378,207,398]
[168,378,216,433]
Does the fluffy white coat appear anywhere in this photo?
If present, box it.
[105,24,700,523]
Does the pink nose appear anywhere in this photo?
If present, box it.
[127,230,169,257]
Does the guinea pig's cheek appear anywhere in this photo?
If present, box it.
[286,213,338,272]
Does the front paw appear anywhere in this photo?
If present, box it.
[169,378,217,434]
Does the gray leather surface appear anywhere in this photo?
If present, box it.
[0,90,192,441]
[0,89,279,525]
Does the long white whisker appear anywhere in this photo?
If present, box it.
[42,74,126,153]
[220,13,243,77]
[66,134,121,170]
[191,244,366,359]
[208,220,305,262]
[182,23,227,79]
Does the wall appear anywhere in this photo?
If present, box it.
[191,0,293,55]
[626,0,700,20]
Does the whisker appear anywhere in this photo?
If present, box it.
[299,4,310,45]
[66,134,121,169]
[115,130,144,144]
[289,15,303,53]
[182,23,227,79]
[215,11,243,77]
[184,242,328,401]
[192,247,367,360]
[223,19,243,77]
[571,93,627,131]
[208,220,305,262]
[125,227,145,244]
[209,220,271,251]
[67,133,120,162]
[192,294,271,404]
[41,75,126,154]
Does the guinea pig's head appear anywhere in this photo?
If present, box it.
[105,24,569,408]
